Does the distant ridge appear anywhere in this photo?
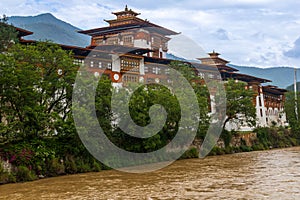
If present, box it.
[8,13,90,47]
[230,64,300,89]
[167,53,299,88]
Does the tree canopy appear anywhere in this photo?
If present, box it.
[0,42,77,141]
[222,79,256,131]
[285,91,300,133]
[0,15,18,52]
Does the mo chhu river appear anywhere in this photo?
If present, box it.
[1,147,300,199]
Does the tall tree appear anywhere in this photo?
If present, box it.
[93,61,210,153]
[222,79,256,131]
[0,42,77,140]
[0,15,18,52]
[285,91,300,133]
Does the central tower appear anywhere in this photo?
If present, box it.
[79,5,178,58]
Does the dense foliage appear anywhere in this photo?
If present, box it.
[222,79,256,130]
[0,42,77,140]
[285,91,300,135]
[0,15,18,52]
[0,32,211,183]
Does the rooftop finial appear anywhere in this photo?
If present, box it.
[125,5,128,11]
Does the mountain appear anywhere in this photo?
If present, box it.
[167,53,297,89]
[286,82,300,91]
[8,13,90,47]
[230,65,300,89]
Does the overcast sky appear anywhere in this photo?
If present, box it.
[1,0,300,67]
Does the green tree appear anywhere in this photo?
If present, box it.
[222,79,256,131]
[0,15,18,52]
[285,91,300,133]
[94,61,210,153]
[0,42,77,141]
[169,61,210,139]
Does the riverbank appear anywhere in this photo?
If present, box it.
[207,126,300,156]
[1,127,300,185]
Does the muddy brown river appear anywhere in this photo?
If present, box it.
[1,147,300,199]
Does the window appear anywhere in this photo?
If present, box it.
[165,68,170,75]
[90,61,94,68]
[107,37,118,45]
[120,57,140,72]
[107,63,112,69]
[123,74,138,83]
[73,59,84,66]
[123,36,133,44]
[94,38,103,45]
[144,66,148,73]
[259,96,262,107]
[208,74,214,79]
[152,67,156,74]
[157,67,161,75]
[98,62,102,68]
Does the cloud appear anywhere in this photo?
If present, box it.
[285,37,300,58]
[0,0,300,67]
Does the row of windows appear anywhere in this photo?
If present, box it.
[123,75,138,83]
[89,61,112,69]
[198,72,221,79]
[94,36,134,45]
[73,59,84,66]
[121,58,140,72]
[75,59,112,69]
[144,66,170,75]
[264,94,282,101]
[259,108,280,117]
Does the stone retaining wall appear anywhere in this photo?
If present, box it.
[192,132,257,152]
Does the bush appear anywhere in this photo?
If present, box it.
[289,137,299,146]
[0,171,9,184]
[252,143,265,151]
[209,147,225,156]
[76,159,91,173]
[46,158,65,177]
[92,160,102,172]
[0,163,8,184]
[240,145,252,152]
[180,147,199,159]
[221,130,232,147]
[224,146,234,154]
[15,166,37,182]
[64,156,77,174]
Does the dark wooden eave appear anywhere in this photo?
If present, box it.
[16,27,33,37]
[263,85,287,95]
[222,71,271,83]
[88,45,153,55]
[79,22,179,37]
